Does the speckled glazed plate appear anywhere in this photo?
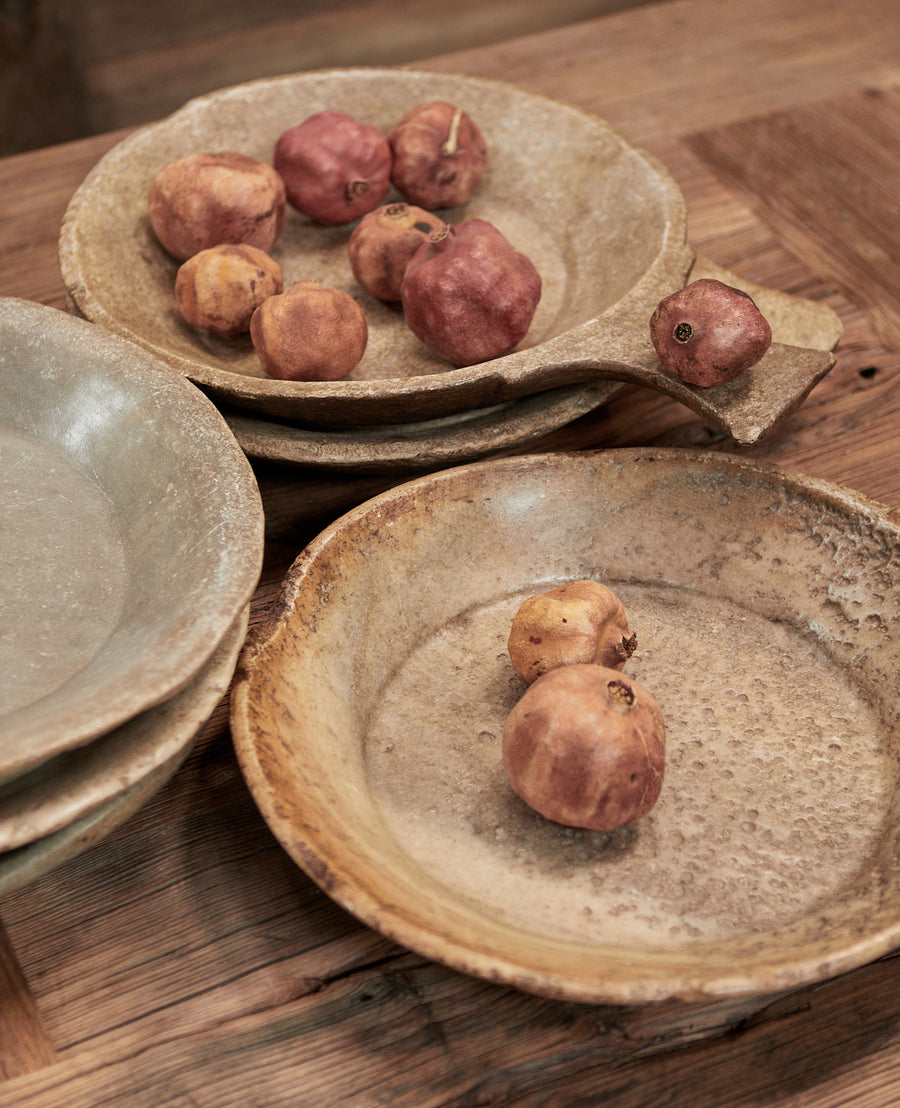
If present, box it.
[0,298,264,780]
[232,448,900,1006]
[0,609,247,853]
[60,68,836,442]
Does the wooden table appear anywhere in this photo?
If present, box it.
[2,0,900,1102]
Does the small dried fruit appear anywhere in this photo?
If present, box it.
[348,202,444,302]
[148,152,286,261]
[273,111,392,225]
[400,218,541,366]
[388,100,487,209]
[502,664,666,831]
[250,280,367,381]
[650,278,773,387]
[174,244,283,337]
[508,580,636,686]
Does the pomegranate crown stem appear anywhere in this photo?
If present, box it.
[442,107,463,156]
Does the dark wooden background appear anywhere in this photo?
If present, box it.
[0,0,652,154]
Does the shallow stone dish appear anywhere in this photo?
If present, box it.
[0,298,264,779]
[232,448,900,1006]
[0,609,247,853]
[60,67,836,441]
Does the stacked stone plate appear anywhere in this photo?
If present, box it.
[0,298,264,892]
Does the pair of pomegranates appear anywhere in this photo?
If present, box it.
[503,580,667,833]
[273,101,486,224]
[347,204,541,369]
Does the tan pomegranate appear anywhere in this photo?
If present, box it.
[175,244,283,337]
[508,580,636,685]
[148,152,286,261]
[250,280,368,381]
[502,664,666,831]
[348,202,444,302]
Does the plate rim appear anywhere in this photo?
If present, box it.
[223,380,626,471]
[0,608,248,853]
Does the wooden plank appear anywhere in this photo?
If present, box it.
[2,949,900,1105]
[0,716,397,1053]
[52,0,341,63]
[57,0,638,65]
[0,948,799,1106]
[687,89,900,353]
[418,0,900,149]
[0,129,132,307]
[0,1,91,154]
[82,0,644,131]
[0,921,56,1079]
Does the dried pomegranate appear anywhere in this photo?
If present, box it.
[348,202,444,302]
[273,111,392,225]
[388,100,487,210]
[400,218,541,366]
[502,664,666,831]
[148,152,286,261]
[175,244,283,337]
[508,580,636,686]
[250,280,367,381]
[650,278,772,387]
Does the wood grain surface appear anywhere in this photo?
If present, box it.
[1,0,900,1103]
[0,922,55,1080]
[688,89,900,353]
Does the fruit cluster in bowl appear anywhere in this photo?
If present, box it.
[148,102,543,382]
